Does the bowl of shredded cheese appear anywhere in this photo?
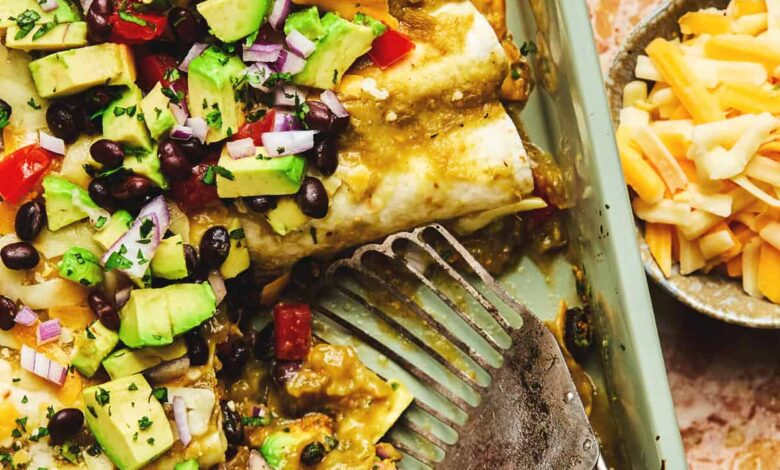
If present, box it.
[607,0,780,328]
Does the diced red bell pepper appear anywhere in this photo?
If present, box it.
[108,10,167,45]
[168,151,219,212]
[368,29,415,69]
[230,110,276,147]
[273,304,312,361]
[0,145,53,204]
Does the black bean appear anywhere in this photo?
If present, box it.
[83,87,114,115]
[331,113,350,133]
[303,101,334,132]
[1,242,39,270]
[225,446,238,461]
[158,140,191,181]
[0,296,17,331]
[178,138,207,164]
[15,200,45,241]
[87,290,119,331]
[0,99,12,126]
[301,442,326,466]
[242,195,277,213]
[183,244,199,277]
[110,175,154,201]
[563,306,593,362]
[295,177,329,219]
[46,102,82,144]
[219,400,244,445]
[47,408,84,445]
[253,326,274,360]
[199,226,230,269]
[184,328,209,366]
[271,360,301,388]
[168,7,205,47]
[291,257,322,289]
[309,138,338,176]
[90,0,113,16]
[88,178,115,209]
[86,9,112,43]
[90,139,124,168]
[216,336,249,379]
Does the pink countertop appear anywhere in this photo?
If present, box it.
[586,1,780,467]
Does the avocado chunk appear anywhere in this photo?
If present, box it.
[293,13,375,90]
[196,0,271,43]
[102,339,187,379]
[215,147,306,198]
[93,210,133,250]
[103,85,152,150]
[83,374,174,470]
[187,47,246,143]
[265,197,309,236]
[0,0,81,29]
[58,247,103,287]
[43,175,103,231]
[284,7,324,40]
[353,12,388,37]
[5,22,88,51]
[151,235,188,280]
[260,414,335,469]
[220,219,250,279]
[29,43,136,98]
[72,320,120,378]
[141,83,177,140]
[174,460,200,470]
[123,145,169,189]
[118,283,216,348]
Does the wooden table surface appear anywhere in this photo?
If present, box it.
[584,1,780,468]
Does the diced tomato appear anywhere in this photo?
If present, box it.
[0,145,53,204]
[230,110,276,146]
[273,304,311,361]
[368,29,415,69]
[135,53,187,93]
[168,151,219,212]
[108,10,167,45]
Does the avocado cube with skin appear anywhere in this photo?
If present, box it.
[141,83,177,140]
[5,22,88,51]
[151,235,189,280]
[102,339,187,379]
[220,219,250,279]
[104,85,152,151]
[215,147,306,198]
[58,247,103,287]
[284,7,325,40]
[265,197,309,236]
[196,0,271,43]
[123,145,169,189]
[93,210,133,250]
[187,47,246,143]
[43,175,102,231]
[82,375,174,470]
[0,0,81,28]
[72,320,120,378]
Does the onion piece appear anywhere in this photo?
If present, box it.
[261,130,317,156]
[80,0,94,12]
[320,90,349,118]
[249,450,272,470]
[14,306,38,326]
[172,395,192,446]
[170,125,194,141]
[268,0,291,30]
[274,84,304,107]
[208,271,227,306]
[243,43,283,63]
[275,50,306,74]
[273,111,300,132]
[285,29,316,58]
[185,117,208,144]
[47,361,68,386]
[227,138,256,159]
[36,319,61,345]
[20,345,67,385]
[39,130,65,155]
[242,63,273,92]
[179,43,208,72]
[39,0,58,12]
[20,344,35,371]
[170,104,188,125]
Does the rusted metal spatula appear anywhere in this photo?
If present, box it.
[309,224,601,469]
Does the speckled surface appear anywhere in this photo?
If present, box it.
[585,0,780,467]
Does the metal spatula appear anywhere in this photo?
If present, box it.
[308,223,601,469]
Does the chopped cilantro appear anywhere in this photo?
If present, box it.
[11,429,21,439]
[0,105,10,130]
[161,87,184,105]
[147,437,155,445]
[229,228,245,240]
[241,415,269,427]
[139,217,155,239]
[151,387,168,402]
[87,406,98,418]
[12,378,20,383]
[95,216,108,229]
[128,382,138,391]
[20,395,28,404]
[201,165,234,185]
[163,68,180,82]
[520,40,538,56]
[29,427,49,442]
[86,327,96,340]
[138,416,153,430]
[133,432,138,441]
[95,387,110,406]
[46,406,55,419]
[265,72,292,88]
[113,107,126,117]
[32,17,59,40]
[205,104,222,129]
[27,97,41,110]
[118,11,150,28]
[12,10,41,40]
[104,251,133,271]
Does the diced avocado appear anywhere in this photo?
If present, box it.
[102,339,187,379]
[196,0,271,43]
[123,145,169,189]
[260,414,335,470]
[365,379,414,443]
[141,83,177,140]
[0,0,81,28]
[293,13,375,90]
[72,320,120,378]
[93,210,133,250]
[82,375,174,470]
[174,460,200,470]
[187,47,246,143]
[215,147,306,198]
[151,235,188,280]
[265,197,309,236]
[103,85,152,151]
[58,247,103,287]
[353,12,387,37]
[43,175,102,231]
[29,43,136,98]
[118,283,216,348]
[284,7,324,40]
[5,22,88,51]
[220,219,250,279]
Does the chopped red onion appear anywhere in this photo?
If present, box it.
[172,396,192,446]
[320,90,349,118]
[268,0,291,30]
[47,361,68,386]
[170,103,188,125]
[20,344,35,371]
[21,345,68,385]
[39,0,58,12]
[36,319,61,345]
[115,286,132,309]
[14,306,38,326]
[170,125,194,141]
[243,43,283,63]
[261,130,316,156]
[272,111,300,132]
[274,84,304,107]
[185,117,208,143]
[208,271,227,305]
[32,353,50,377]
[241,63,273,92]
[285,30,316,58]
[39,130,65,155]
[275,50,306,75]
[179,43,208,72]
[249,450,272,470]
[226,137,256,159]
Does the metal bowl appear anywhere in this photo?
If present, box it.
[605,0,780,328]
